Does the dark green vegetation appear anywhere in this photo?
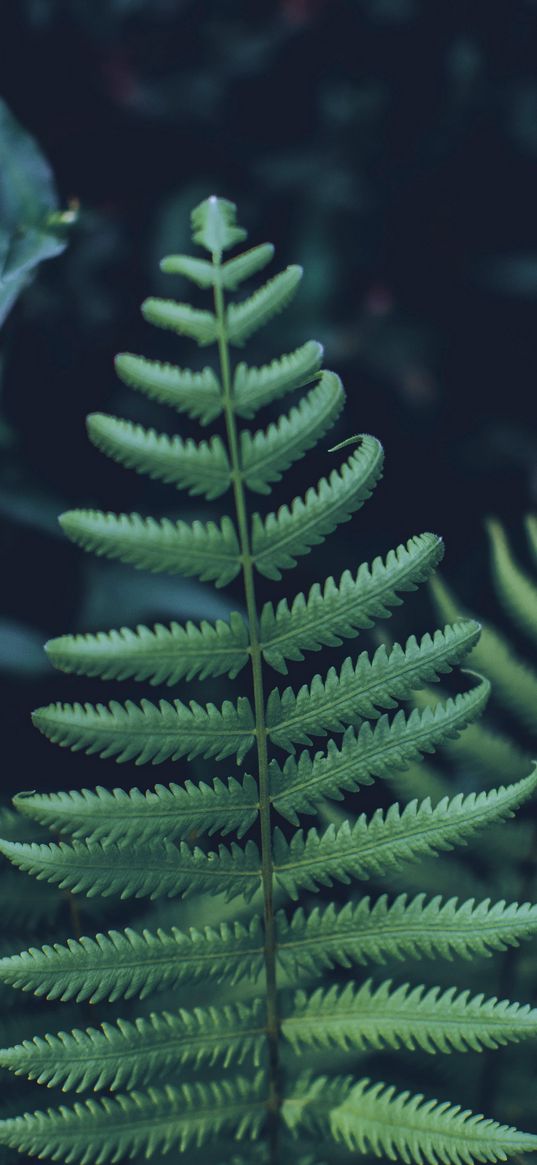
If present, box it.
[0,198,537,1165]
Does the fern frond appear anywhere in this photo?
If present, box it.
[226,267,303,346]
[114,355,222,425]
[0,1073,265,1163]
[159,244,276,291]
[141,298,217,346]
[0,836,262,904]
[252,436,384,580]
[14,774,259,844]
[283,980,537,1057]
[191,196,247,255]
[486,518,537,645]
[266,622,481,750]
[240,373,345,495]
[273,769,537,898]
[261,532,444,673]
[31,695,255,764]
[284,1074,537,1165]
[86,415,231,500]
[271,680,490,823]
[276,894,537,980]
[220,244,275,290]
[59,510,240,587]
[0,917,264,1003]
[158,254,215,287]
[233,341,324,418]
[0,999,266,1092]
[45,610,249,686]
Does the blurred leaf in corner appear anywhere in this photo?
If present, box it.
[0,98,78,326]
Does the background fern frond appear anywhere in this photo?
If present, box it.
[86,415,231,499]
[114,355,222,425]
[261,532,444,673]
[252,436,384,579]
[233,341,324,418]
[486,517,537,645]
[31,694,255,764]
[45,610,249,686]
[58,510,240,586]
[430,573,537,734]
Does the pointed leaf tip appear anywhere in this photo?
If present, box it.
[191,196,247,256]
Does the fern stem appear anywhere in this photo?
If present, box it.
[213,263,281,1160]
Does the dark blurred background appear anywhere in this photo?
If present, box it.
[0,0,536,797]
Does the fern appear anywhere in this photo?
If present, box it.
[1,196,536,1165]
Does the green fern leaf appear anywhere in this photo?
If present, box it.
[271,680,490,823]
[114,355,222,425]
[273,769,537,898]
[486,518,537,645]
[226,266,303,346]
[240,372,345,495]
[158,254,215,287]
[58,510,240,586]
[220,244,275,289]
[13,774,259,844]
[252,435,384,580]
[191,196,247,255]
[266,622,481,750]
[0,1073,265,1163]
[86,414,231,500]
[283,980,537,1057]
[233,341,323,418]
[31,695,255,764]
[277,894,537,980]
[261,532,444,674]
[284,1074,537,1165]
[159,244,276,291]
[0,999,266,1092]
[0,917,264,1003]
[44,610,249,686]
[141,298,217,346]
[0,836,262,904]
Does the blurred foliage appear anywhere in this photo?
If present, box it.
[0,98,76,328]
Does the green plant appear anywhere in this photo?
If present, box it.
[0,197,537,1165]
